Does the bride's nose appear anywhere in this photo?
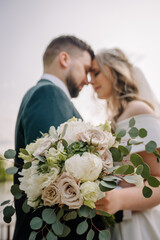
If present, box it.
[90,77,95,85]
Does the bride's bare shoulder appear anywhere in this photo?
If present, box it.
[118,100,155,121]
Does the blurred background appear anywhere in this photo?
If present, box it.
[1,0,160,238]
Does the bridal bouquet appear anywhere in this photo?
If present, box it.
[1,117,160,240]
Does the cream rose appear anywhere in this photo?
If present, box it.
[57,172,83,209]
[99,149,113,171]
[42,182,60,206]
[65,152,102,182]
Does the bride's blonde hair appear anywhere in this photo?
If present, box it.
[95,48,154,126]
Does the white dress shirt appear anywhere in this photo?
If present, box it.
[41,73,71,100]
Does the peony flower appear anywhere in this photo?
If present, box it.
[65,152,103,182]
[57,172,83,209]
[80,181,105,209]
[79,128,111,147]
[42,182,60,206]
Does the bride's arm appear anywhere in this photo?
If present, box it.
[96,151,160,214]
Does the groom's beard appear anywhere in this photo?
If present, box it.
[66,75,80,98]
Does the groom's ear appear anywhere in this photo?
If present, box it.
[59,52,70,68]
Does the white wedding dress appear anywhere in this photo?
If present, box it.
[111,114,160,240]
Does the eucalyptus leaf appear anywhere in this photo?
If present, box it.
[11,184,22,199]
[97,210,111,217]
[0,200,10,206]
[3,206,15,218]
[138,128,147,138]
[29,231,37,240]
[128,127,139,138]
[143,186,153,198]
[47,231,57,240]
[79,205,91,218]
[88,208,97,218]
[100,181,117,189]
[141,163,150,179]
[136,165,144,175]
[30,217,43,230]
[3,216,12,223]
[6,167,18,175]
[22,199,31,213]
[123,165,134,174]
[4,149,16,159]
[76,220,88,235]
[115,128,126,138]
[145,141,157,153]
[114,165,129,174]
[103,176,121,182]
[63,211,77,221]
[123,175,138,184]
[99,230,110,240]
[109,147,122,162]
[148,176,160,187]
[87,229,95,240]
[129,118,135,128]
[56,208,64,220]
[128,139,143,145]
[59,224,71,237]
[99,184,113,192]
[130,153,143,166]
[118,145,129,155]
[52,219,64,236]
[42,208,56,224]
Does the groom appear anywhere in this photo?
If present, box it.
[13,35,105,240]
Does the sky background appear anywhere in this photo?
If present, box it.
[1,0,160,152]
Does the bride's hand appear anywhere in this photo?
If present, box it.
[95,189,122,215]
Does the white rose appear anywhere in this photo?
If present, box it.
[104,131,116,148]
[57,119,93,145]
[26,138,44,155]
[78,128,109,147]
[33,138,52,157]
[65,152,102,182]
[19,160,43,207]
[57,172,83,209]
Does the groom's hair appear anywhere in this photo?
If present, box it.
[43,35,94,66]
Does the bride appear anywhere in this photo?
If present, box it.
[90,48,160,240]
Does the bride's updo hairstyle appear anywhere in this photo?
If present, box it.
[95,48,154,125]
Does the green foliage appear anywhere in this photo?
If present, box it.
[30,217,43,230]
[87,229,95,240]
[110,147,122,162]
[42,208,56,224]
[99,230,110,240]
[52,219,64,235]
[115,128,126,138]
[11,184,22,199]
[139,128,147,138]
[114,165,129,174]
[148,176,160,187]
[76,220,88,235]
[0,200,10,206]
[6,166,18,175]
[129,118,135,128]
[22,199,31,213]
[128,127,139,138]
[46,230,57,240]
[145,141,157,153]
[130,153,143,166]
[59,224,71,237]
[63,211,77,221]
[4,149,16,159]
[28,231,37,240]
[143,186,153,198]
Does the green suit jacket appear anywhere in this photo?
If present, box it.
[13,79,104,240]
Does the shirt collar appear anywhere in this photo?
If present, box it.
[41,73,71,99]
